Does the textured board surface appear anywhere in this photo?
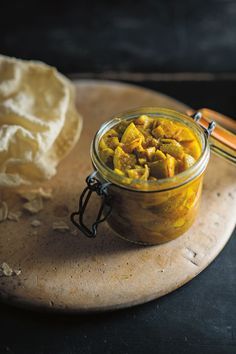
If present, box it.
[0,80,235,312]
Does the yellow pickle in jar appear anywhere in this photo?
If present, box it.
[71,108,212,245]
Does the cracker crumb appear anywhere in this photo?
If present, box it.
[0,262,13,276]
[23,197,43,214]
[31,219,42,227]
[14,269,21,276]
[7,211,22,222]
[0,201,8,222]
[0,263,21,277]
[53,221,70,233]
[19,187,53,201]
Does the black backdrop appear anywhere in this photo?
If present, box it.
[2,0,236,74]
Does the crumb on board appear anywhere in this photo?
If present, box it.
[53,221,70,233]
[20,187,53,214]
[0,262,21,277]
[0,201,8,222]
[7,211,22,222]
[31,219,42,227]
[23,197,43,214]
[18,187,53,201]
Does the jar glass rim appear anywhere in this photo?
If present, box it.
[91,107,210,192]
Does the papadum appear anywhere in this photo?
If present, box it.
[0,55,83,187]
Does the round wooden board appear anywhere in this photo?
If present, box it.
[0,80,235,313]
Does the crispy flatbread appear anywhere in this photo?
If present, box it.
[0,55,82,187]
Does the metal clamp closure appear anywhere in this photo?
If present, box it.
[71,171,112,238]
[191,111,216,137]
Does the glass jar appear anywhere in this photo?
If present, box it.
[71,107,214,245]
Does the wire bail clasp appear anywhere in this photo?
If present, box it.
[71,171,112,238]
[190,109,236,165]
[191,111,216,137]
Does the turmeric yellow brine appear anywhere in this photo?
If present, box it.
[99,115,201,183]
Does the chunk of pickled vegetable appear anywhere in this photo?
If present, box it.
[153,150,166,161]
[181,140,201,159]
[183,154,196,169]
[138,157,147,165]
[121,122,145,144]
[104,129,119,138]
[99,129,120,150]
[173,218,185,228]
[145,147,156,161]
[152,125,165,139]
[149,154,175,178]
[159,138,180,145]
[114,168,125,176]
[100,148,114,165]
[182,187,196,209]
[122,137,144,153]
[127,164,149,180]
[98,114,201,183]
[157,120,176,138]
[148,160,164,178]
[136,126,151,138]
[166,154,176,177]
[115,121,130,137]
[160,141,184,159]
[175,159,185,173]
[143,136,159,148]
[174,126,196,142]
[135,115,154,129]
[113,146,136,171]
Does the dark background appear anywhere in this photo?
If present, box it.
[2,0,236,74]
[0,1,236,353]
